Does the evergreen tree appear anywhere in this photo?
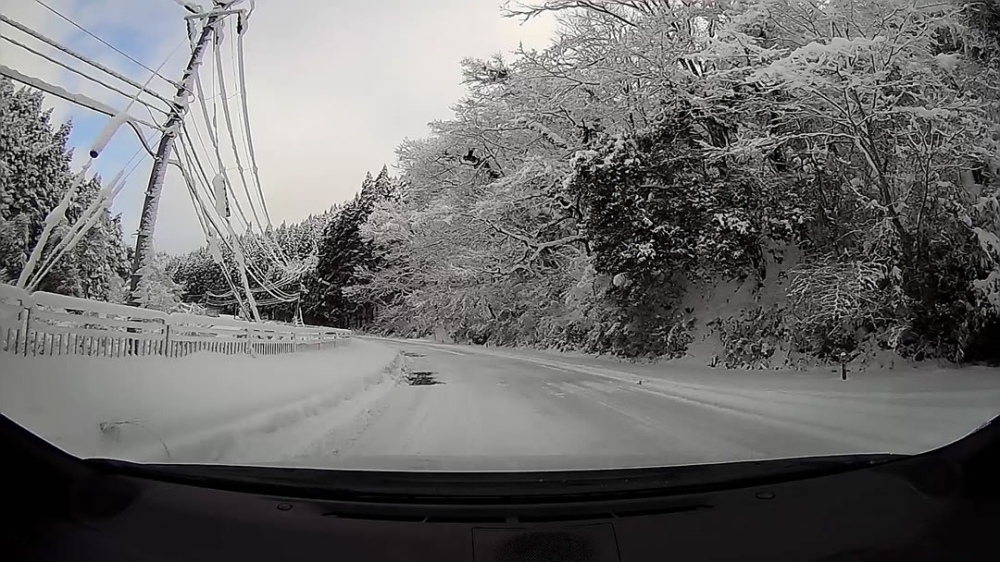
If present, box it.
[303,168,395,327]
[0,78,129,298]
[168,204,342,320]
[0,78,69,230]
[131,253,185,312]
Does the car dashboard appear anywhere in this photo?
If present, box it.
[4,415,998,562]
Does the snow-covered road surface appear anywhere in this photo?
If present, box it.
[259,340,1000,471]
[3,338,997,471]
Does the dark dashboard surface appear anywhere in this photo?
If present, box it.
[4,414,998,562]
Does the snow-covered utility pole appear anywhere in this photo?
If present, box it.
[128,2,238,303]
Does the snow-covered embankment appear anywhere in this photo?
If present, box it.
[0,339,401,463]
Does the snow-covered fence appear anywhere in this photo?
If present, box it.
[0,284,350,359]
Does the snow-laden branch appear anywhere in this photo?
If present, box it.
[501,0,642,27]
[477,218,585,276]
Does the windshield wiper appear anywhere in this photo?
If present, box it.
[85,453,907,503]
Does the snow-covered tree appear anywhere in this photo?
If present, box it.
[167,202,341,321]
[303,167,396,328]
[699,0,1000,359]
[355,0,1000,363]
[0,78,129,299]
[131,253,185,312]
[0,78,70,231]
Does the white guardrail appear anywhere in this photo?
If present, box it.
[0,284,351,358]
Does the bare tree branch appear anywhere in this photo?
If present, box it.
[501,0,639,27]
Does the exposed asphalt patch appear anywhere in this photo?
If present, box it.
[406,371,442,386]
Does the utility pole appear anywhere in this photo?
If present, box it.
[128,3,232,302]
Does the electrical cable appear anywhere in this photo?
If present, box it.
[213,23,264,234]
[234,11,272,228]
[211,35,289,278]
[205,38,289,272]
[173,145,251,318]
[9,6,295,313]
[187,104,218,176]
[0,13,176,107]
[21,19,179,289]
[176,131,300,304]
[29,137,157,289]
[0,64,161,133]
[32,0,182,88]
[0,34,171,116]
[193,47,256,240]
[173,138,261,322]
[232,19,290,267]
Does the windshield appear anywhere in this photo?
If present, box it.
[1,0,999,476]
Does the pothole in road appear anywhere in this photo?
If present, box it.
[406,371,442,386]
[401,351,426,358]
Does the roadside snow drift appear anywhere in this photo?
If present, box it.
[0,339,399,463]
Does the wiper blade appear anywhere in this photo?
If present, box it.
[85,453,907,503]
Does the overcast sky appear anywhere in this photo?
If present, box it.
[0,0,557,254]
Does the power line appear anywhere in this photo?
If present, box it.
[176,125,301,304]
[173,139,252,319]
[0,13,176,108]
[187,109,218,176]
[212,24,265,234]
[0,30,185,162]
[206,276,302,300]
[173,135,262,320]
[31,0,182,89]
[193,50,257,239]
[182,123,218,198]
[234,13,273,229]
[198,28,279,271]
[0,33,170,117]
[7,4,290,317]
[211,27,289,272]
[0,63,162,156]
[181,177,250,317]
[29,134,160,289]
[232,15,291,268]
[212,22,287,269]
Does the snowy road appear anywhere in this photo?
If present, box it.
[265,340,1000,471]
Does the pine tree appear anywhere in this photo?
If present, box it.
[131,253,185,312]
[303,169,395,327]
[0,78,70,228]
[0,78,129,297]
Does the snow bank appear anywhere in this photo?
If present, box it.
[0,339,398,463]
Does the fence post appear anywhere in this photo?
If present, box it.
[21,305,32,357]
[163,321,171,358]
